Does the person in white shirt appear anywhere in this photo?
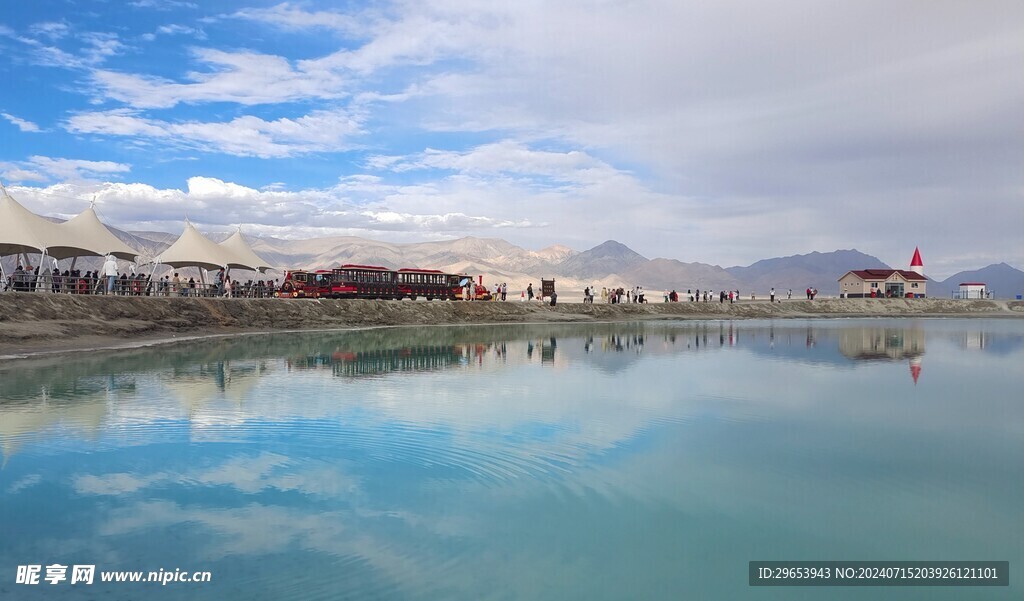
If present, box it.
[102,254,118,294]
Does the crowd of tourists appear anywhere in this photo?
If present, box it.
[587,286,648,304]
[2,261,279,298]
[584,286,820,304]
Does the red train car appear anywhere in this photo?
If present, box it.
[396,268,461,300]
[278,264,485,301]
[277,269,333,298]
[330,264,398,299]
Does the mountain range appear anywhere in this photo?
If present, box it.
[6,228,1023,299]
[187,234,1024,299]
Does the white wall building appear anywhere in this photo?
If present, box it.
[957,282,987,299]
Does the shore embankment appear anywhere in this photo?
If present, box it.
[1,293,1021,357]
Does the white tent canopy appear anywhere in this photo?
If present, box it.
[51,205,140,261]
[156,221,235,271]
[218,230,272,272]
[0,190,65,258]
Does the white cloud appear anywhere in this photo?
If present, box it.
[0,167,47,183]
[128,0,198,9]
[8,176,529,240]
[91,48,350,109]
[75,472,163,496]
[1,113,41,132]
[375,141,625,186]
[0,25,124,69]
[29,21,69,40]
[229,3,364,35]
[3,156,131,183]
[7,474,43,494]
[66,108,363,158]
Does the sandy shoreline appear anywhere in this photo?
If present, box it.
[1,293,1021,359]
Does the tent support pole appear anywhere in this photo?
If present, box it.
[145,261,158,296]
[35,249,49,292]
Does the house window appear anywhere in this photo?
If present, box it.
[871,282,878,288]
[911,283,919,288]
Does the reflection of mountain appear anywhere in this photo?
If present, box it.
[5,320,1024,463]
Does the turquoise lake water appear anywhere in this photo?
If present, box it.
[0,319,1021,600]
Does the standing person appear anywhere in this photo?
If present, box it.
[102,254,118,294]
[788,288,792,300]
[172,272,181,296]
[501,282,507,301]
[12,265,24,292]
[770,287,775,303]
[638,286,645,304]
[729,290,734,304]
[806,287,812,300]
[527,283,534,301]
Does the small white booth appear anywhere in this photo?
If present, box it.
[957,282,987,299]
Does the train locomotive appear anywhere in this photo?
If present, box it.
[276,264,492,301]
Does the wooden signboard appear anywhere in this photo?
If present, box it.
[541,278,555,299]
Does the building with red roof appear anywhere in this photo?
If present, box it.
[838,249,929,298]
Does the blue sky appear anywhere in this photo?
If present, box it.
[1,0,1022,278]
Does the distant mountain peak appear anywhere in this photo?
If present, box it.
[553,240,647,279]
[584,240,647,260]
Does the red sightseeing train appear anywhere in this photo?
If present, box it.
[276,264,492,300]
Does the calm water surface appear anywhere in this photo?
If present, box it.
[1,319,1021,600]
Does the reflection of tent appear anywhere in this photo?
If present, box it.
[51,205,139,260]
[218,229,271,272]
[164,364,261,413]
[156,221,235,271]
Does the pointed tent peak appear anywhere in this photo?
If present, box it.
[57,205,139,261]
[158,222,234,271]
[219,229,272,272]
[0,191,62,256]
[910,247,923,267]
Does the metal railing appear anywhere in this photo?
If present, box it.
[3,274,279,298]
